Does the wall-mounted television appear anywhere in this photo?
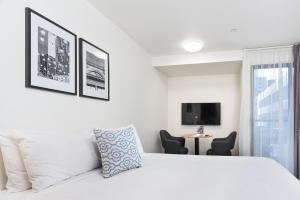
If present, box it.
[181,103,221,125]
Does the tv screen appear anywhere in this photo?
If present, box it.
[181,103,221,125]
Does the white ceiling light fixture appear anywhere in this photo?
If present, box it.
[230,28,239,32]
[182,40,204,53]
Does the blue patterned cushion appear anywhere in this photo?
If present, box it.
[94,126,142,178]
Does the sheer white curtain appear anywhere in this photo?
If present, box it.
[239,47,294,173]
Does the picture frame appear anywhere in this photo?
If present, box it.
[25,7,77,95]
[79,38,110,101]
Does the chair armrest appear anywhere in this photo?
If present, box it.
[212,137,226,142]
[164,139,181,154]
[169,136,185,147]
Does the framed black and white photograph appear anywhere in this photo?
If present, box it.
[25,8,77,95]
[79,38,110,100]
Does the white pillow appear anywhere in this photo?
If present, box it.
[13,131,100,192]
[0,133,31,192]
[0,147,8,190]
[129,125,144,154]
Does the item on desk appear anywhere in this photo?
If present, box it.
[197,126,204,134]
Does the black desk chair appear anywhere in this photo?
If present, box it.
[207,131,237,156]
[160,130,188,154]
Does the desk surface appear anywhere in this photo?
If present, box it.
[184,133,213,139]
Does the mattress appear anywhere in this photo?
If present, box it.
[1,153,300,200]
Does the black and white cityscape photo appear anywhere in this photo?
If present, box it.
[26,8,76,94]
[38,26,70,83]
[86,51,105,90]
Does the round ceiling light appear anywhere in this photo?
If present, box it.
[182,40,204,53]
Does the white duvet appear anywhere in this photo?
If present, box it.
[1,153,300,200]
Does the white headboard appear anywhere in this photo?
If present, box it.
[0,149,7,190]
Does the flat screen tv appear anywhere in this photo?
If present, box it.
[181,103,221,125]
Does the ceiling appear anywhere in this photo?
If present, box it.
[88,0,300,56]
[156,61,242,77]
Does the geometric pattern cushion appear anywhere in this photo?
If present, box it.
[94,126,142,178]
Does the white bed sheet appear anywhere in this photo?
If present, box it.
[1,153,300,200]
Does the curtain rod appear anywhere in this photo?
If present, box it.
[244,45,293,51]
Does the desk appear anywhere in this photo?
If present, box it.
[184,133,213,155]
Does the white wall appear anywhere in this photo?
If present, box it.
[167,74,240,155]
[0,0,168,152]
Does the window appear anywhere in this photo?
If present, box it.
[252,63,294,173]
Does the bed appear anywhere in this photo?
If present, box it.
[1,153,300,200]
